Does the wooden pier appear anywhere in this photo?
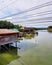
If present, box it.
[0,29,19,51]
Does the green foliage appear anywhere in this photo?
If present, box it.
[0,47,20,65]
[48,26,52,28]
[0,20,14,29]
[0,20,23,29]
[48,26,52,32]
[14,25,23,30]
[35,28,47,30]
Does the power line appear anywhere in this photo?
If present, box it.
[6,10,52,20]
[12,17,52,23]
[26,21,52,24]
[0,1,52,19]
[19,10,52,19]
[13,21,52,24]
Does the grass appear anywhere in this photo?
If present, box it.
[0,47,20,65]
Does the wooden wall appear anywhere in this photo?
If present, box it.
[0,34,17,45]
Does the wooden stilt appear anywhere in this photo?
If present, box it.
[15,41,18,55]
[0,45,1,52]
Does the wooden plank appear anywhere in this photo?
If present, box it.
[0,34,18,45]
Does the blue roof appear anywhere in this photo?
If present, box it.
[11,28,19,31]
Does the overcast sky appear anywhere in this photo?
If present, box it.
[0,0,52,27]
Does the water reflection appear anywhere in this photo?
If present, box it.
[19,32,38,40]
[23,33,37,39]
[17,33,38,56]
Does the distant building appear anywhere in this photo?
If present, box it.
[11,28,19,31]
[20,27,35,34]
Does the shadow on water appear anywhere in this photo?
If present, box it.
[0,44,20,65]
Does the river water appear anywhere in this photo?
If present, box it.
[9,30,52,65]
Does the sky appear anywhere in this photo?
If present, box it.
[0,0,52,27]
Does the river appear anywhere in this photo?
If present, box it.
[8,30,52,65]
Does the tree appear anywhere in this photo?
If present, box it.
[48,26,52,32]
[0,20,14,29]
[48,26,52,29]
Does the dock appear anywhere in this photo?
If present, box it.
[0,29,20,52]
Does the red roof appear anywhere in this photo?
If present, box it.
[0,29,19,35]
[0,36,4,38]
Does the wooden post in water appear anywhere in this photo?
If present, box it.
[0,45,1,52]
[15,41,18,55]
